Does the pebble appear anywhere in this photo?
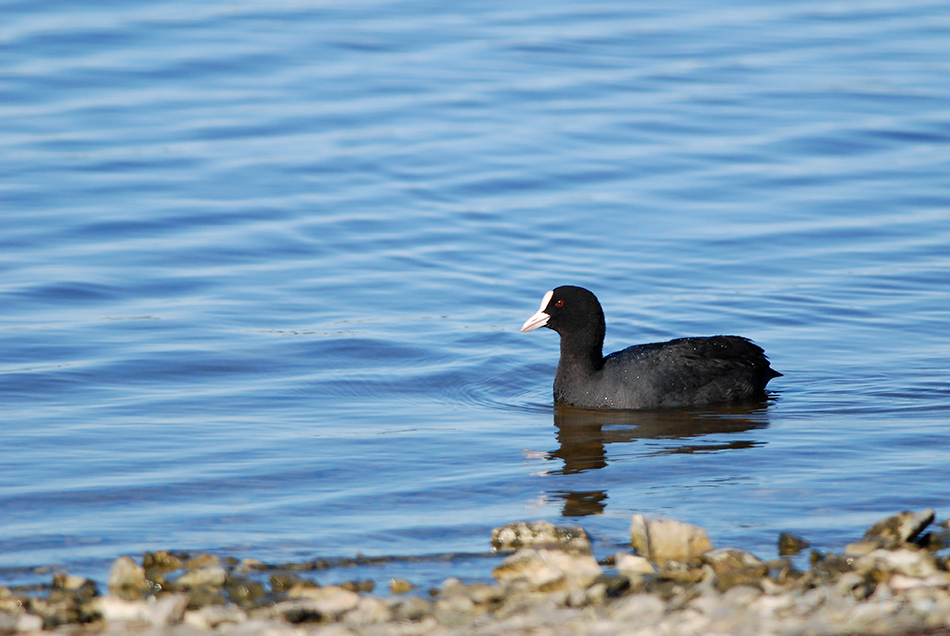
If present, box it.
[9,508,950,636]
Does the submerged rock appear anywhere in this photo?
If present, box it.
[629,514,713,564]
[777,531,810,555]
[492,520,591,554]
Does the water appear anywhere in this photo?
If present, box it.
[2,0,950,590]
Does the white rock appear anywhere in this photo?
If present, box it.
[614,553,656,578]
[92,594,189,625]
[108,556,149,594]
[343,596,392,627]
[15,614,44,632]
[630,514,713,564]
[855,548,938,578]
[493,548,602,591]
[183,604,248,629]
[287,585,360,618]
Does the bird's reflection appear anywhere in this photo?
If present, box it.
[546,400,773,516]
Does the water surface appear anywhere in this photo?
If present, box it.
[2,0,950,589]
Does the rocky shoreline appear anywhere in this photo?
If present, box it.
[4,509,950,636]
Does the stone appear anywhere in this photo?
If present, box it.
[701,548,769,591]
[174,565,228,590]
[183,604,248,629]
[91,594,189,625]
[389,578,414,594]
[343,596,392,627]
[614,553,656,578]
[778,532,810,556]
[493,548,603,592]
[107,556,151,598]
[855,548,938,578]
[630,515,713,564]
[286,585,359,619]
[492,520,591,554]
[863,509,935,545]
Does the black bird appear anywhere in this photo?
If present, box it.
[521,286,780,409]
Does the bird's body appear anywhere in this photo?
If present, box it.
[521,286,780,410]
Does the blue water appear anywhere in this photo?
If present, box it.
[3,0,950,590]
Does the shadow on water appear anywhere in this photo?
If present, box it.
[546,400,774,516]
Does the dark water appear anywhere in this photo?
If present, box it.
[3,0,950,589]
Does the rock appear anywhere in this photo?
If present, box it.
[389,578,414,594]
[15,613,44,632]
[183,604,248,629]
[778,532,810,555]
[91,594,189,625]
[492,520,591,554]
[388,595,433,622]
[285,585,359,619]
[855,548,938,578]
[173,565,227,590]
[107,556,151,598]
[606,592,667,622]
[701,548,769,591]
[493,548,603,592]
[863,509,935,545]
[343,596,392,627]
[143,550,184,572]
[185,553,222,569]
[630,515,713,564]
[614,553,656,578]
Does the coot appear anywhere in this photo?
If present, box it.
[521,286,780,409]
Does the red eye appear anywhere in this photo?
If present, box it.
[555,300,563,307]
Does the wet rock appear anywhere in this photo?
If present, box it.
[630,515,713,564]
[225,575,268,607]
[778,532,810,555]
[91,594,189,625]
[269,572,303,592]
[185,553,222,569]
[107,556,151,599]
[863,509,935,545]
[143,550,184,573]
[173,565,227,590]
[493,548,602,592]
[389,578,414,594]
[340,579,375,593]
[492,520,592,554]
[183,603,248,629]
[701,547,769,591]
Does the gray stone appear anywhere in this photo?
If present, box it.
[855,548,939,578]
